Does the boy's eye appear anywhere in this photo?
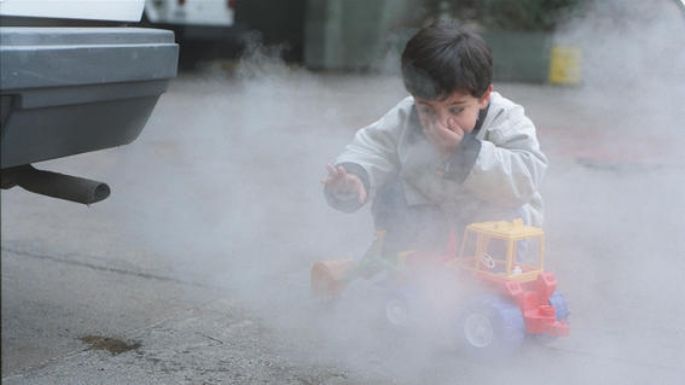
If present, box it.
[449,107,465,115]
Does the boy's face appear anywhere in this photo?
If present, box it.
[414,85,493,139]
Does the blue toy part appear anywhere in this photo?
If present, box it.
[458,295,525,354]
[548,291,569,321]
[531,291,570,345]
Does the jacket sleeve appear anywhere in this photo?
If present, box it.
[325,99,408,212]
[460,104,548,208]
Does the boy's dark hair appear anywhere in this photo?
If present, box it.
[401,21,492,100]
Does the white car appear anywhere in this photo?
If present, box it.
[0,0,179,203]
[144,0,235,27]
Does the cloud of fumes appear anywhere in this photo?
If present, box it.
[556,0,685,141]
[537,1,685,383]
[129,48,377,283]
[115,37,432,377]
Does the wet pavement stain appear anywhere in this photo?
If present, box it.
[80,335,141,355]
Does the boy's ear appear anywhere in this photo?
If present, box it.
[478,84,493,108]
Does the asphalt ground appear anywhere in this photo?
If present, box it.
[2,67,685,384]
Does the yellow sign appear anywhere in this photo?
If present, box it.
[548,46,582,85]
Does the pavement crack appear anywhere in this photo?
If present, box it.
[1,246,213,289]
[196,332,225,345]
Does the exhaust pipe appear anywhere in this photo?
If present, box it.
[1,165,110,204]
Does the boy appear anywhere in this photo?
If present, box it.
[324,21,548,255]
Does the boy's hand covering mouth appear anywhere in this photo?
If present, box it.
[422,118,466,156]
[324,164,368,204]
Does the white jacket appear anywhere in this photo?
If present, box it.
[331,92,548,227]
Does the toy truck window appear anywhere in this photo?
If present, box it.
[482,237,509,271]
[513,237,542,271]
[460,231,509,271]
[461,230,477,258]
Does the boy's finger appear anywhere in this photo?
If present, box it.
[357,185,368,204]
[322,174,336,184]
[336,166,347,177]
[326,163,337,176]
[327,164,346,181]
[433,122,453,136]
[348,176,366,204]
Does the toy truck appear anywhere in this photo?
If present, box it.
[311,219,569,353]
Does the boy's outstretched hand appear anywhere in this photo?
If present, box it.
[323,164,368,204]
